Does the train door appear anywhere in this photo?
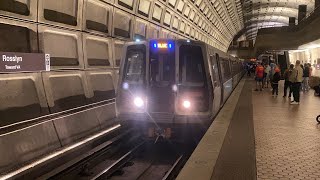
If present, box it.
[210,54,222,112]
[148,41,175,114]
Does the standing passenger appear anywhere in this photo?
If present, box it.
[255,62,264,91]
[264,64,271,88]
[308,63,313,77]
[283,64,294,98]
[272,68,281,96]
[302,63,310,92]
[246,63,251,77]
[289,60,303,105]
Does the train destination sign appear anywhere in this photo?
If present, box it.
[0,52,50,73]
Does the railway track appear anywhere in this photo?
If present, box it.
[46,131,193,180]
[104,142,190,180]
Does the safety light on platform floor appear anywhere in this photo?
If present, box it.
[187,40,190,43]
[183,100,191,109]
[134,97,144,107]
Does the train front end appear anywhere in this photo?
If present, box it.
[117,39,212,141]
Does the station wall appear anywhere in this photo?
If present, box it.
[0,0,237,172]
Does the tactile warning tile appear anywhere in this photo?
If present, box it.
[252,80,320,180]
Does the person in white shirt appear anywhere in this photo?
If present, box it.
[289,60,304,105]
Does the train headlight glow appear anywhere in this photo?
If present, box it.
[172,84,178,92]
[182,100,191,109]
[134,97,144,107]
[122,82,129,89]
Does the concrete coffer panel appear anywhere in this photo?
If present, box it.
[0,121,61,173]
[94,103,117,129]
[52,109,101,146]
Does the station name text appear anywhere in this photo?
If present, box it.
[2,55,23,63]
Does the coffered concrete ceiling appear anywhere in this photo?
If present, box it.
[241,0,315,41]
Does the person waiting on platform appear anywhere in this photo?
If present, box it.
[289,60,303,105]
[271,68,281,96]
[302,63,310,92]
[283,64,294,98]
[264,64,271,88]
[255,62,264,91]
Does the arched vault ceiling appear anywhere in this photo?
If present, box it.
[245,8,298,19]
[241,0,315,41]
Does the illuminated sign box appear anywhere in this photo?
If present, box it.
[158,43,167,48]
[0,52,50,73]
[153,42,173,49]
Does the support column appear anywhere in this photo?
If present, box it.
[298,5,307,23]
[289,17,296,26]
[316,0,320,9]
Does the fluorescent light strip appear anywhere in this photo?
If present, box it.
[0,124,121,180]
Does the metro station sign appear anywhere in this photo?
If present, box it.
[0,52,50,73]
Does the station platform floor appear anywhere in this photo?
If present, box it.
[177,77,320,180]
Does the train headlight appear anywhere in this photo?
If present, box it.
[122,82,129,90]
[134,97,144,107]
[172,84,178,92]
[182,100,191,109]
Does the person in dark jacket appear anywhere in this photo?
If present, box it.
[283,64,294,98]
[302,63,310,92]
[272,69,281,96]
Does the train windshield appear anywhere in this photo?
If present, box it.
[179,45,205,86]
[123,45,146,85]
[149,44,175,87]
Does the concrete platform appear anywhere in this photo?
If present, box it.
[177,77,320,180]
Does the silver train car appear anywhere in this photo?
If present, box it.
[116,39,244,140]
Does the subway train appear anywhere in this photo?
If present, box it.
[116,39,244,141]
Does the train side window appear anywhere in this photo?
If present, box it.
[179,45,206,86]
[220,59,231,83]
[210,54,221,87]
[123,45,146,85]
[231,61,239,75]
[138,0,151,17]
